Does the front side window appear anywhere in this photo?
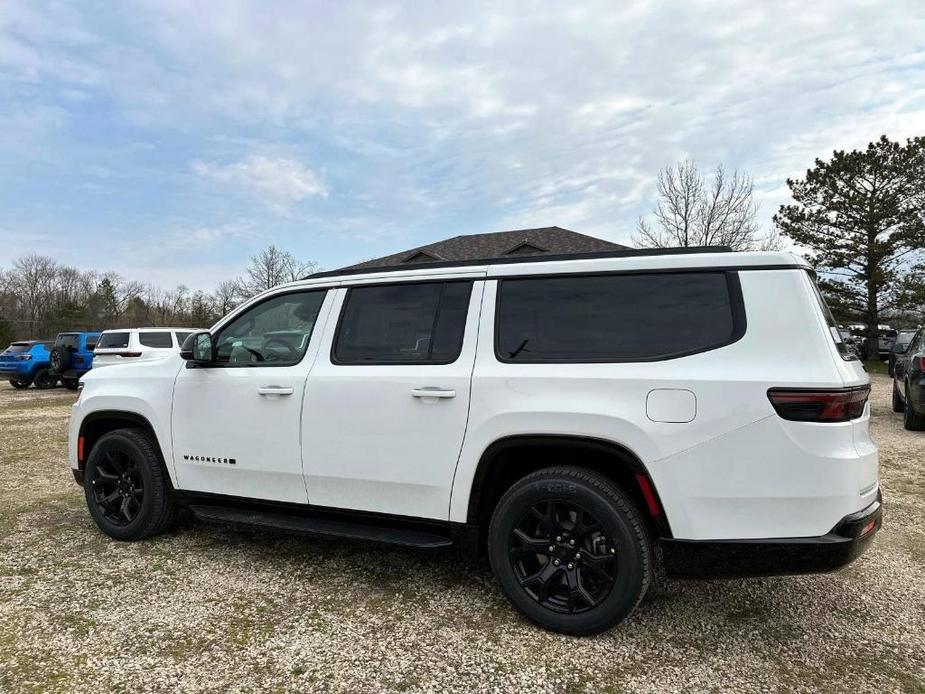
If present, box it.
[98,332,130,349]
[214,291,326,366]
[496,272,740,362]
[139,332,173,348]
[334,281,472,364]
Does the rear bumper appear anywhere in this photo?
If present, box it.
[661,493,882,579]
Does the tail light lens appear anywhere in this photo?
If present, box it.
[15,354,32,361]
[767,385,870,423]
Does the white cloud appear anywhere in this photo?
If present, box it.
[191,155,327,213]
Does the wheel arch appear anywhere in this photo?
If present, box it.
[78,410,174,488]
[466,435,673,542]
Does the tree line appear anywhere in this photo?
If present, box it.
[0,245,318,345]
[635,135,925,359]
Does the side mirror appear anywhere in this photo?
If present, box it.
[180,331,214,364]
[894,343,907,355]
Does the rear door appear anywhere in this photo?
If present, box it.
[301,277,484,519]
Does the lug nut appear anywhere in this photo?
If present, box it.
[610,548,616,554]
[575,552,581,559]
[548,545,556,552]
[553,558,560,566]
[567,563,574,570]
[556,535,562,542]
[569,539,575,546]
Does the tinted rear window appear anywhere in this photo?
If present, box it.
[139,332,173,348]
[334,282,472,364]
[56,334,79,349]
[496,272,739,362]
[175,332,193,347]
[6,343,30,353]
[98,332,130,349]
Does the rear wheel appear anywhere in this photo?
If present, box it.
[488,466,651,635]
[83,428,176,541]
[8,378,30,389]
[892,380,905,413]
[903,383,925,431]
[32,368,55,390]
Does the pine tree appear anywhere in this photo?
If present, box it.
[773,136,925,360]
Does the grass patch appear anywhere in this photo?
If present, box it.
[863,359,889,375]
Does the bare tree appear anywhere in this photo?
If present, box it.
[238,245,320,299]
[634,160,780,251]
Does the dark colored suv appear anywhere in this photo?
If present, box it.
[892,327,925,430]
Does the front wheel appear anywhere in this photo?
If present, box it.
[488,466,651,636]
[32,368,55,390]
[8,378,30,389]
[904,384,925,431]
[84,428,176,541]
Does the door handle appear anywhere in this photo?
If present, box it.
[411,387,456,399]
[257,386,294,396]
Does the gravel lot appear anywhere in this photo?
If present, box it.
[1,375,923,693]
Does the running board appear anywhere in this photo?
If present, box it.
[188,504,454,550]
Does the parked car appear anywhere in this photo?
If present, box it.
[891,327,925,430]
[49,331,101,390]
[92,328,198,369]
[847,324,895,359]
[69,249,880,636]
[888,329,920,377]
[0,340,56,389]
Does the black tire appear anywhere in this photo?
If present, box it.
[9,378,30,389]
[892,380,905,413]
[903,383,925,431]
[32,368,55,390]
[62,378,80,391]
[83,428,176,541]
[49,346,70,374]
[488,466,651,636]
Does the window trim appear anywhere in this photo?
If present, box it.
[190,288,329,369]
[330,280,475,366]
[493,270,746,364]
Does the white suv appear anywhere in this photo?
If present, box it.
[68,249,881,635]
[92,328,199,368]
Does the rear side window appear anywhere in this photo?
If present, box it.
[98,332,130,349]
[85,337,98,351]
[334,281,473,364]
[57,334,79,350]
[139,332,173,348]
[496,272,741,362]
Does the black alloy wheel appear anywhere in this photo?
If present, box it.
[904,383,925,431]
[83,429,176,540]
[9,379,30,389]
[510,500,616,614]
[488,466,651,636]
[88,447,145,526]
[32,368,54,390]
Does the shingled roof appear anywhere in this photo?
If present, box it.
[342,226,627,271]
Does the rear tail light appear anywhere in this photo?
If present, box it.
[767,385,870,423]
[15,354,32,361]
[920,356,925,371]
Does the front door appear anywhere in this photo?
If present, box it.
[171,289,332,503]
[302,278,484,519]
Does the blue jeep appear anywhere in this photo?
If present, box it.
[49,332,101,390]
[0,340,57,389]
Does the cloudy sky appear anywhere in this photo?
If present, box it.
[1,1,924,289]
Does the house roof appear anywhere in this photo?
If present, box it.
[341,226,627,271]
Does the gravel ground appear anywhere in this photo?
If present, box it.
[1,375,923,693]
